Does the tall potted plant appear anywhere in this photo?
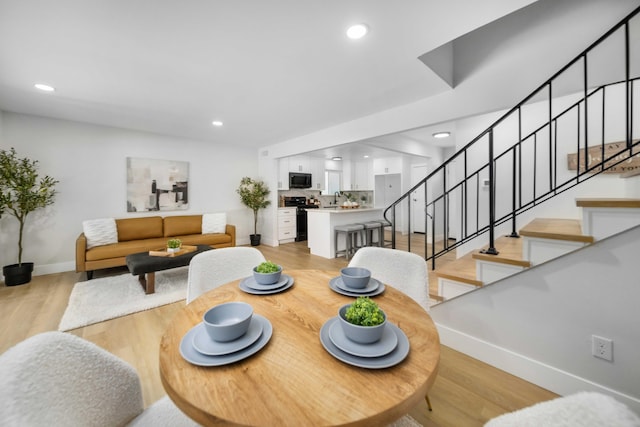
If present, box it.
[0,147,58,285]
[236,176,270,246]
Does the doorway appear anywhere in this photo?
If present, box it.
[410,164,430,237]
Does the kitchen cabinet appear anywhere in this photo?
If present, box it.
[310,158,325,191]
[373,157,402,175]
[278,158,289,190]
[352,159,373,190]
[288,155,311,173]
[279,156,325,191]
[278,208,296,243]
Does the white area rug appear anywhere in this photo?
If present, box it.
[58,267,188,331]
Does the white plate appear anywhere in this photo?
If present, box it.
[180,315,272,366]
[329,277,385,297]
[328,319,398,358]
[241,274,290,291]
[334,276,380,294]
[191,318,264,356]
[239,275,294,295]
[319,317,409,369]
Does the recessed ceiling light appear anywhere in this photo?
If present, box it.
[212,120,223,127]
[332,156,342,161]
[346,24,368,40]
[433,132,451,139]
[363,155,369,158]
[34,83,55,92]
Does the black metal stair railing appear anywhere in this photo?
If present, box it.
[383,5,640,270]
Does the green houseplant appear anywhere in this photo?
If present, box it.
[167,238,182,253]
[0,147,58,285]
[236,176,271,246]
[338,296,387,344]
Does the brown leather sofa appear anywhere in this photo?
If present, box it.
[76,215,235,279]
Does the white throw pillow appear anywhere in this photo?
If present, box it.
[82,218,118,249]
[202,213,226,234]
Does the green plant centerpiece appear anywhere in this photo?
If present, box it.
[236,176,271,246]
[0,147,58,285]
[255,260,280,273]
[339,296,387,344]
[253,260,283,285]
[344,296,385,326]
[167,238,182,253]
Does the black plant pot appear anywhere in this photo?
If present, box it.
[2,262,34,286]
[250,234,261,246]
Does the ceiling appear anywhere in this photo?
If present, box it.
[1,0,636,158]
[0,0,539,149]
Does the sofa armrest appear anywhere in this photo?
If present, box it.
[76,233,87,272]
[225,224,236,247]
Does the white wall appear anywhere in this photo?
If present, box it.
[431,225,640,413]
[0,112,259,276]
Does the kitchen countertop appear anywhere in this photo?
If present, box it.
[313,207,381,213]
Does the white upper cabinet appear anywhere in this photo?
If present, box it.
[352,159,373,190]
[278,158,289,190]
[288,155,311,173]
[279,155,325,191]
[310,158,325,191]
[373,157,402,175]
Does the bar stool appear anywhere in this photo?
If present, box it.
[359,221,383,247]
[376,219,393,247]
[334,224,365,260]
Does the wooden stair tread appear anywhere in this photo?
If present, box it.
[519,218,594,243]
[472,236,531,267]
[576,198,640,208]
[435,252,483,287]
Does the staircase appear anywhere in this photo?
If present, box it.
[383,5,640,298]
[434,198,640,301]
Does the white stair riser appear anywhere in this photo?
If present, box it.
[438,278,477,300]
[476,260,526,284]
[522,237,588,265]
[581,207,640,240]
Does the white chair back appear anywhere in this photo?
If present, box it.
[349,247,429,310]
[0,331,144,427]
[186,247,266,303]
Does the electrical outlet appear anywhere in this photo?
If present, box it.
[592,335,613,361]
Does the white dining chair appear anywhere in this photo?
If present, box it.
[186,246,266,304]
[348,247,430,311]
[348,246,433,412]
[0,331,198,427]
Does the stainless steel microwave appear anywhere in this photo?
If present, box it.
[289,172,312,188]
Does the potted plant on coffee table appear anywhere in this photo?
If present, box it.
[236,176,271,246]
[0,147,58,286]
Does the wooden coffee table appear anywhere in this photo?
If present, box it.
[125,245,212,294]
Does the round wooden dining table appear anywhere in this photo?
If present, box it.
[159,269,440,427]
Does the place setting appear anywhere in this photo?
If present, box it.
[329,267,385,297]
[239,261,294,295]
[180,301,273,367]
[319,296,409,369]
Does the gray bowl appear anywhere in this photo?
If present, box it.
[340,267,371,289]
[253,265,283,285]
[338,304,386,344]
[203,302,253,342]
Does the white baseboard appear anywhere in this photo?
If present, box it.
[436,323,640,414]
[33,261,76,277]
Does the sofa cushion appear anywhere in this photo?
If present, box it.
[164,215,202,237]
[116,217,163,242]
[83,218,118,249]
[202,213,226,234]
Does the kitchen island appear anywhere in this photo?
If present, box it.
[307,207,384,258]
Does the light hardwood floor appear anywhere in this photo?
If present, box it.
[0,237,557,426]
